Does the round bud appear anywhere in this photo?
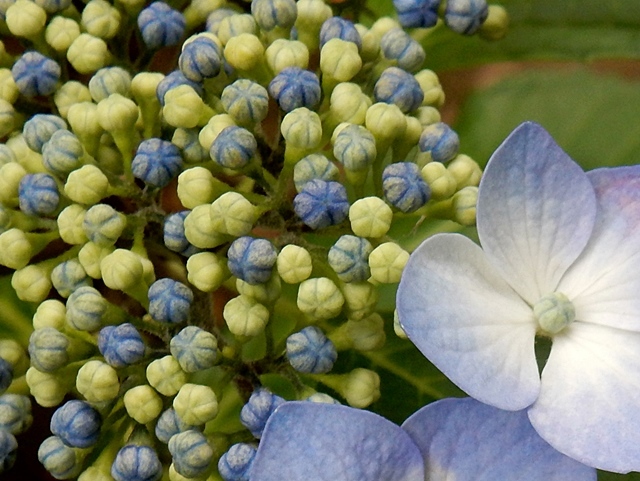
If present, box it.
[297,277,344,321]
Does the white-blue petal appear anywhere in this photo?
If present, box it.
[528,322,640,473]
[397,233,539,411]
[250,402,424,481]
[477,121,597,304]
[559,166,640,331]
[402,397,596,481]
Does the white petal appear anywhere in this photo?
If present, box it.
[528,322,640,473]
[477,122,596,304]
[402,398,596,481]
[251,402,424,481]
[397,233,539,411]
[559,166,640,331]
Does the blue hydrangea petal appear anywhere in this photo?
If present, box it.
[251,402,424,481]
[397,233,539,411]
[402,397,596,480]
[477,122,597,305]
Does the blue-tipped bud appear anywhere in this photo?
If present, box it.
[66,286,107,331]
[155,408,195,444]
[148,278,194,324]
[28,328,69,372]
[132,138,183,188]
[239,388,285,439]
[88,66,132,102]
[51,259,91,298]
[251,0,297,31]
[374,67,424,113]
[156,70,203,105]
[170,326,218,373]
[332,124,377,172]
[179,37,222,82]
[328,234,373,282]
[227,236,278,285]
[42,130,84,176]
[382,162,430,213]
[394,0,440,28]
[445,0,489,35]
[418,121,460,163]
[163,211,199,256]
[137,2,185,49]
[0,395,32,434]
[221,79,269,125]
[268,67,321,112]
[218,443,257,481]
[38,436,79,479]
[0,429,17,473]
[293,179,349,229]
[98,323,145,367]
[83,203,126,246]
[206,8,236,34]
[11,51,61,97]
[210,126,257,170]
[168,429,213,478]
[18,173,60,216]
[111,445,162,481]
[319,16,361,49]
[380,28,425,72]
[23,113,67,153]
[50,400,101,448]
[0,360,12,395]
[293,153,339,193]
[286,326,337,374]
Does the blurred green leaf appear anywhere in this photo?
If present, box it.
[454,68,640,170]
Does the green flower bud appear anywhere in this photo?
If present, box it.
[26,367,68,407]
[67,102,104,157]
[349,197,393,238]
[131,72,165,101]
[277,245,312,284]
[393,309,408,339]
[186,252,228,292]
[83,204,127,246]
[368,242,409,284]
[265,39,309,73]
[0,229,33,269]
[0,69,19,104]
[294,0,332,49]
[184,205,227,249]
[320,38,362,83]
[146,355,187,397]
[342,368,380,408]
[370,17,401,38]
[33,299,66,330]
[172,128,209,164]
[45,16,81,52]
[224,33,265,71]
[328,83,371,126]
[124,385,163,424]
[177,167,216,209]
[0,99,15,138]
[173,383,218,426]
[198,114,236,151]
[332,312,386,351]
[12,264,52,303]
[0,162,27,206]
[281,107,322,150]
[58,205,89,245]
[79,241,114,279]
[479,5,509,41]
[0,340,29,376]
[55,81,93,119]
[97,93,138,133]
[217,14,257,45]
[365,103,406,142]
[357,24,380,62]
[414,69,445,107]
[100,249,144,291]
[6,0,46,38]
[236,274,281,305]
[209,192,257,236]
[76,360,120,402]
[341,281,379,321]
[421,162,457,200]
[223,294,270,337]
[6,135,44,173]
[81,0,121,40]
[297,277,344,321]
[163,85,207,129]
[67,34,110,74]
[452,186,478,226]
[447,154,482,189]
[183,0,225,27]
[65,165,110,206]
[414,106,442,128]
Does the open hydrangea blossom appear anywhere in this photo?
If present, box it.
[397,121,640,473]
[250,397,594,480]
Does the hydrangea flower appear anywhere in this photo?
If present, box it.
[398,122,640,473]
[250,398,594,480]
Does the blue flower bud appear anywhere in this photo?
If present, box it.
[382,162,431,213]
[51,259,91,298]
[240,388,285,438]
[445,0,489,35]
[251,0,297,31]
[380,28,425,72]
[210,126,257,170]
[0,394,32,435]
[155,408,195,444]
[66,286,107,331]
[111,445,162,481]
[218,443,257,481]
[374,66,423,113]
[156,70,203,105]
[148,278,194,324]
[286,326,337,374]
[98,323,145,367]
[132,138,183,188]
[11,51,61,97]
[137,2,185,49]
[394,0,440,28]
[28,327,69,372]
[221,79,269,125]
[268,67,321,112]
[332,124,377,172]
[293,179,349,229]
[418,121,460,162]
[83,204,126,246]
[18,173,60,216]
[23,113,67,153]
[328,234,373,282]
[293,153,339,193]
[164,211,199,256]
[88,66,132,102]
[319,17,361,49]
[168,429,213,478]
[227,236,278,285]
[0,429,17,473]
[42,130,84,176]
[179,37,222,82]
[50,400,101,448]
[170,326,218,373]
[38,436,79,479]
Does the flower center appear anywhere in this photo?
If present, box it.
[533,292,576,335]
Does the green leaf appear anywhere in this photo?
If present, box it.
[418,0,640,70]
[453,68,640,170]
